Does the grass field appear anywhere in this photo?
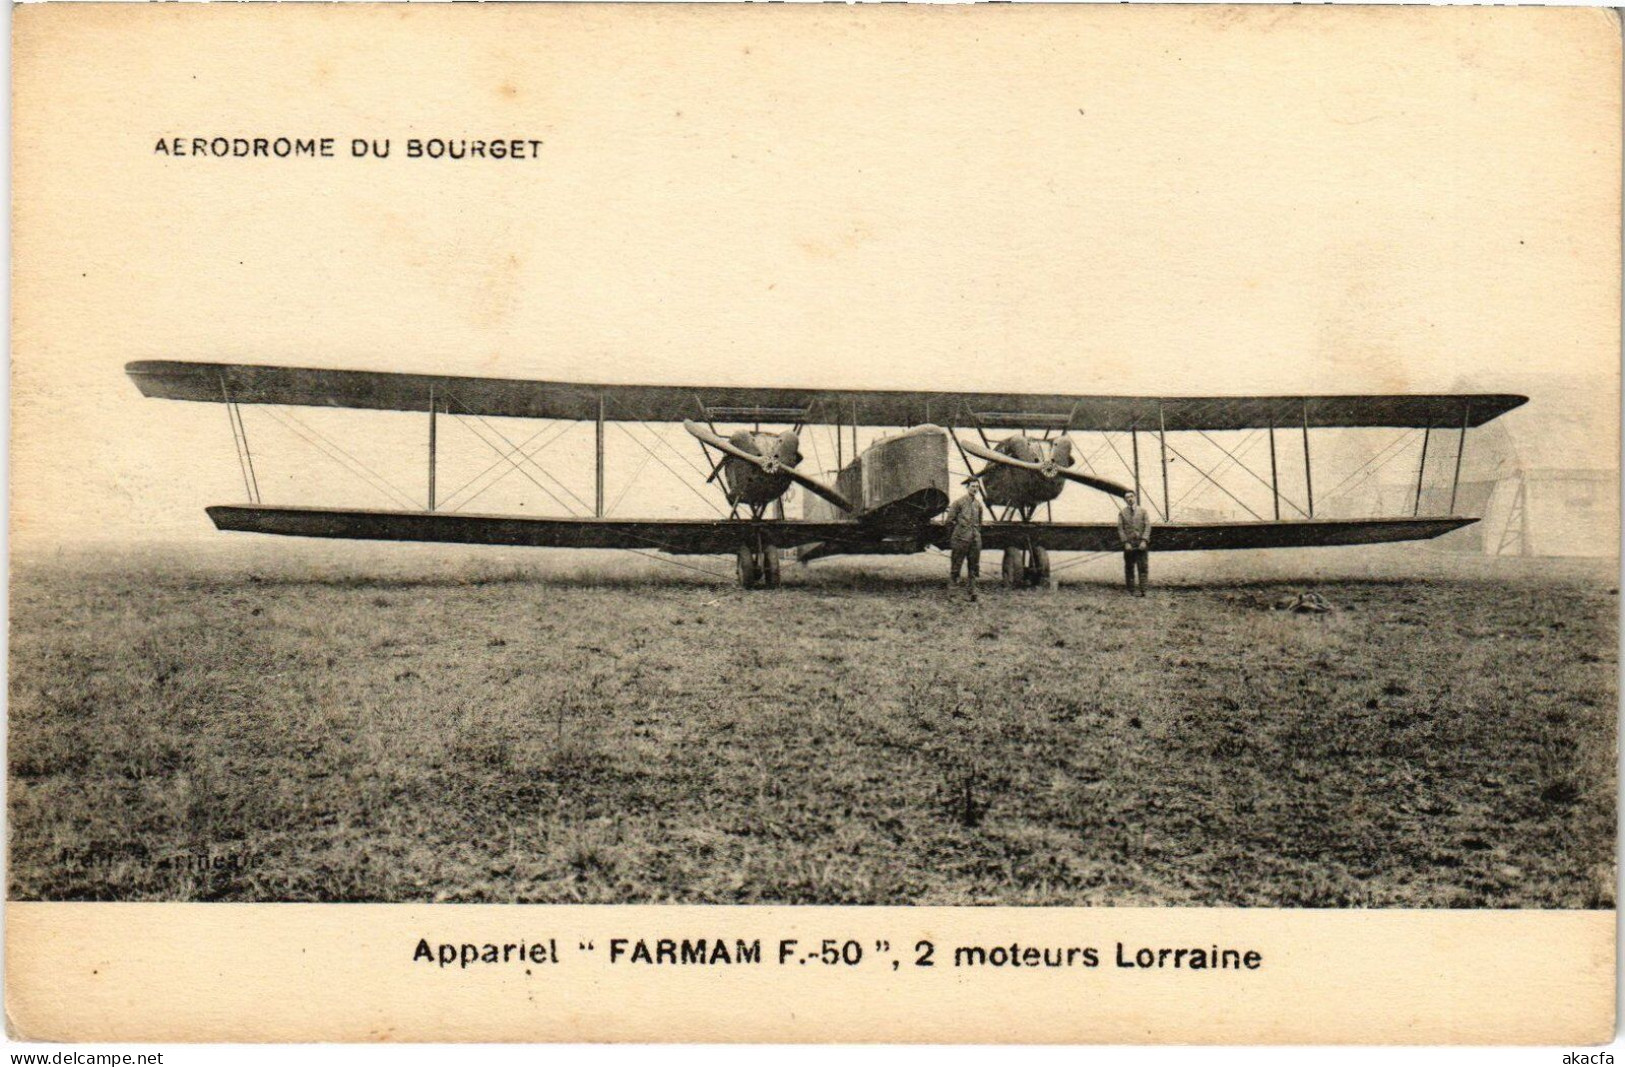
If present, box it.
[9,541,1617,906]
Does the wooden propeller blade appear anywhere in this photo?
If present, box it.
[960,438,1046,472]
[780,464,855,513]
[959,438,1131,498]
[1053,466,1132,498]
[685,420,854,512]
[1056,437,1133,497]
[684,420,767,467]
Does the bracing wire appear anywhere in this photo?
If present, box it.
[224,401,254,502]
[232,404,262,504]
[1167,430,1264,518]
[1193,429,1308,518]
[447,413,582,516]
[613,422,727,516]
[440,393,595,515]
[1316,429,1420,509]
[261,407,421,510]
[441,419,580,512]
[606,444,657,517]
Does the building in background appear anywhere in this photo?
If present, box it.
[1362,374,1619,558]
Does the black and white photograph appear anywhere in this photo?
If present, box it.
[6,1,1618,1044]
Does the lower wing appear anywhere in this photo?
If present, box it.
[209,505,1476,557]
[207,505,866,556]
[979,517,1476,552]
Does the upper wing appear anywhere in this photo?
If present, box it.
[128,360,1527,430]
[207,505,862,555]
[978,517,1477,553]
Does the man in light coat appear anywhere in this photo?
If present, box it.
[1117,490,1152,597]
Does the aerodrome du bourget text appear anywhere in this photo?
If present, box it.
[153,135,544,161]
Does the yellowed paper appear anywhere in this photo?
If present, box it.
[9,2,1619,1044]
[5,904,1616,1044]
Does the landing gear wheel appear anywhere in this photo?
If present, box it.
[736,544,761,588]
[1025,546,1051,587]
[1001,548,1023,588]
[761,546,782,589]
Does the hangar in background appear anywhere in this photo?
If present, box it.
[1366,373,1619,558]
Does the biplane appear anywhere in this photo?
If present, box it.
[126,360,1527,588]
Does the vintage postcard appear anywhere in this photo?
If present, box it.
[7,2,1619,1044]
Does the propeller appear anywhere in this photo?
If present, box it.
[959,438,1133,498]
[684,420,855,512]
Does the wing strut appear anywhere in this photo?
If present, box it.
[1157,401,1171,520]
[1301,400,1314,518]
[595,394,605,518]
[1131,423,1142,500]
[1449,400,1471,514]
[951,436,979,484]
[219,372,261,504]
[427,386,437,512]
[1268,417,1280,521]
[1412,421,1432,517]
[960,401,992,448]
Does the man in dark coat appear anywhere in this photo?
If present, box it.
[944,478,985,601]
[1117,490,1152,596]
